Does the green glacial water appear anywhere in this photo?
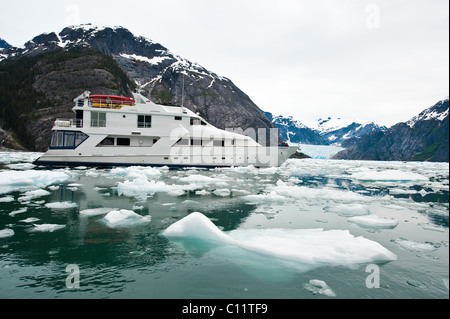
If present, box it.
[0,152,448,304]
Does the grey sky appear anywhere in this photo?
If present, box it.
[1,0,448,127]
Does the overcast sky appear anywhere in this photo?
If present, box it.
[1,0,448,127]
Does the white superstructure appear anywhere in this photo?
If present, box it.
[33,91,298,168]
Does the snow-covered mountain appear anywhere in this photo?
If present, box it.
[0,24,275,150]
[0,38,10,49]
[333,98,449,162]
[265,112,386,146]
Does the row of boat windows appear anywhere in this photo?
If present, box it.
[50,131,89,149]
[90,112,206,128]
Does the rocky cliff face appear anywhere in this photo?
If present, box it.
[0,24,275,151]
[333,99,449,162]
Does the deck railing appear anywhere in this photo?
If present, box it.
[54,119,83,128]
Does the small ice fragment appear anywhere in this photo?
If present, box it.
[19,217,40,223]
[0,228,14,238]
[324,204,370,217]
[9,207,27,216]
[392,238,437,252]
[30,224,66,232]
[213,188,231,197]
[304,279,336,297]
[79,207,117,217]
[45,201,78,210]
[102,209,151,228]
[348,215,399,228]
[0,195,14,202]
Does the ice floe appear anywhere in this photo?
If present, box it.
[9,207,27,216]
[391,238,438,252]
[0,228,14,238]
[79,207,118,217]
[163,212,397,269]
[116,176,185,199]
[0,170,70,194]
[102,209,151,228]
[29,224,66,232]
[0,195,14,202]
[350,169,429,182]
[324,204,371,217]
[18,189,51,202]
[44,201,78,210]
[347,215,399,228]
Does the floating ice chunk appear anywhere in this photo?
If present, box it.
[79,207,117,217]
[9,207,27,216]
[110,166,162,179]
[6,163,36,170]
[162,212,232,243]
[304,279,336,297]
[392,238,437,252]
[18,189,51,202]
[418,223,446,232]
[116,176,185,198]
[350,170,428,182]
[29,224,66,232]
[348,215,399,228]
[45,201,78,210]
[0,228,14,238]
[268,183,369,202]
[0,170,69,194]
[324,204,371,217]
[213,188,231,197]
[0,195,14,202]
[102,209,151,228]
[19,217,40,223]
[243,191,290,203]
[195,189,210,196]
[163,212,397,268]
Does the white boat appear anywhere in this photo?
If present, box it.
[33,90,299,168]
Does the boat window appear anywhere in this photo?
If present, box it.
[175,138,189,146]
[174,116,182,121]
[117,138,130,146]
[138,115,151,128]
[91,111,106,127]
[50,131,88,149]
[213,140,225,147]
[98,137,115,146]
[190,118,200,126]
[191,139,202,146]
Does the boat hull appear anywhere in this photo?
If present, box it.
[33,146,298,168]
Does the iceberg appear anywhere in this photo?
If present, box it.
[163,212,397,270]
